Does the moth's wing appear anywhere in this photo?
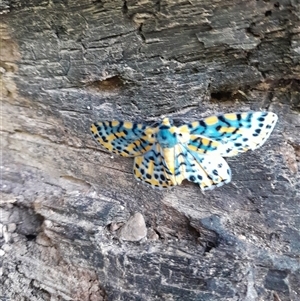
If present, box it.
[91,120,156,157]
[175,144,231,190]
[133,143,176,189]
[179,112,278,157]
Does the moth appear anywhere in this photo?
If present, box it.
[90,112,278,190]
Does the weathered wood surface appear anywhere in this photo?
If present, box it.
[1,0,300,300]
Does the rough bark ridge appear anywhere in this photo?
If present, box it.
[1,0,300,300]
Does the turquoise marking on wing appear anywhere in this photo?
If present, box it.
[156,118,178,148]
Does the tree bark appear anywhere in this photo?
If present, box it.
[1,0,300,300]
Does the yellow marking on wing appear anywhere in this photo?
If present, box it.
[189,145,204,153]
[162,148,175,174]
[158,146,178,185]
[126,144,135,153]
[204,116,218,126]
[111,120,119,127]
[201,138,210,146]
[179,125,189,133]
[123,121,133,129]
[106,133,116,141]
[145,128,156,136]
[99,140,113,152]
[200,178,214,189]
[174,146,185,185]
[191,121,199,128]
[146,159,154,175]
[162,118,171,126]
[90,124,97,134]
[134,155,169,187]
[169,126,177,134]
[224,113,237,121]
[135,156,143,164]
[218,126,237,133]
[134,157,143,176]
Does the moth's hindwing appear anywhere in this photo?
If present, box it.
[133,143,176,188]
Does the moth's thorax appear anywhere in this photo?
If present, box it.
[156,118,178,148]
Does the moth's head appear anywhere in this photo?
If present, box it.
[157,118,178,148]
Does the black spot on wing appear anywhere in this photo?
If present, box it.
[199,120,206,127]
[189,175,196,181]
[232,128,239,135]
[123,149,130,155]
[212,169,218,176]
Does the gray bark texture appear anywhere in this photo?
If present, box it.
[1,0,300,300]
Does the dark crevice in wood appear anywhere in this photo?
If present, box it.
[86,75,125,91]
[211,91,234,102]
[122,0,128,14]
